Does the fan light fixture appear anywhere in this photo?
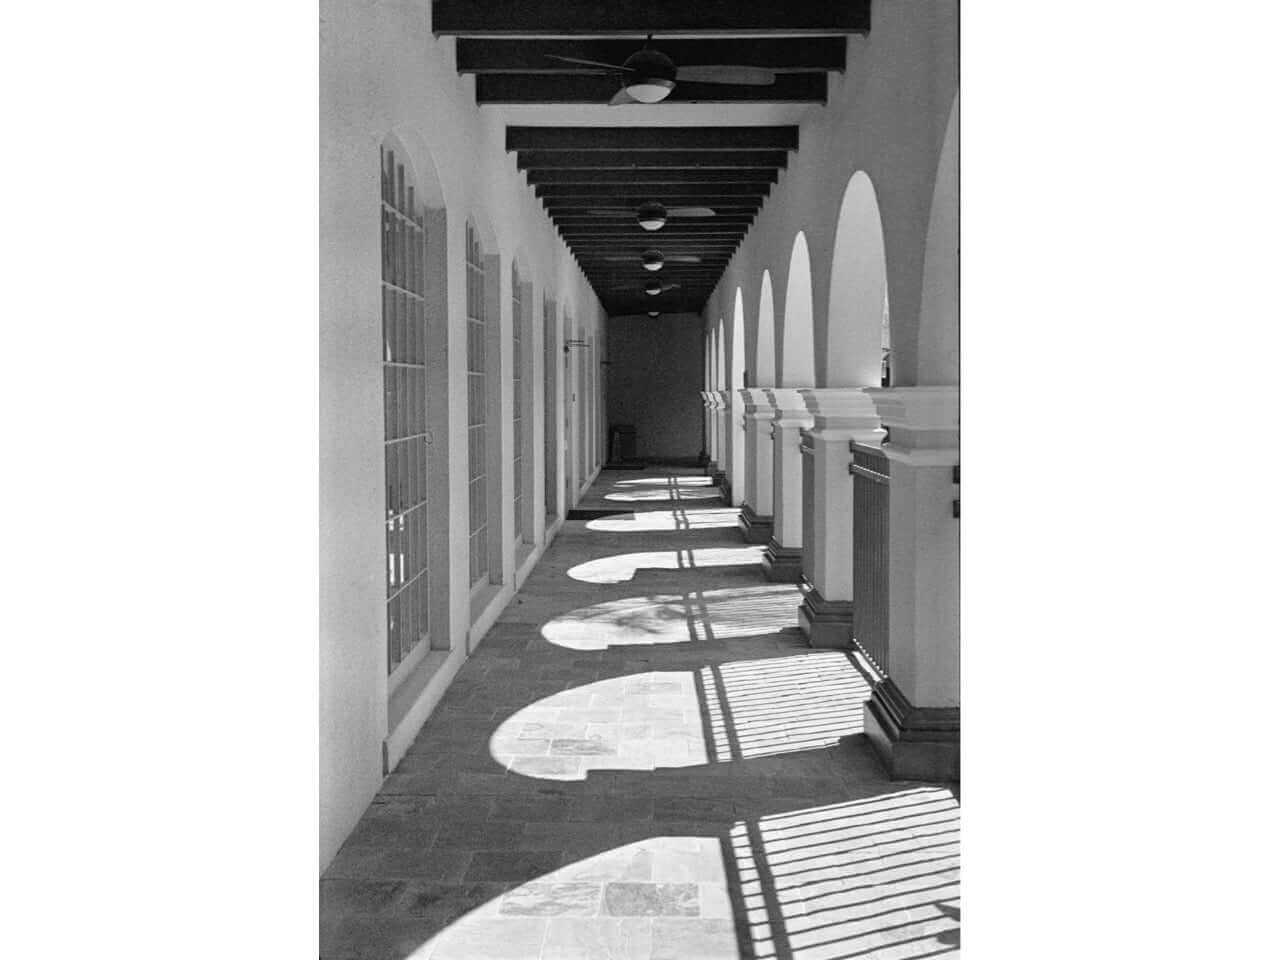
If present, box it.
[644,280,663,296]
[648,310,660,318]
[622,48,677,103]
[641,250,664,272]
[636,201,666,231]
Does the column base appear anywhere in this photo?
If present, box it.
[737,503,774,544]
[762,538,803,582]
[863,679,960,782]
[798,585,854,648]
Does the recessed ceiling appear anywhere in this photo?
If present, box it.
[434,0,870,316]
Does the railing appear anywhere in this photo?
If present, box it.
[850,443,890,674]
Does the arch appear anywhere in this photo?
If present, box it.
[825,172,889,387]
[780,232,816,387]
[731,289,746,392]
[917,93,960,385]
[714,318,725,389]
[382,127,445,209]
[730,288,747,499]
[755,270,777,388]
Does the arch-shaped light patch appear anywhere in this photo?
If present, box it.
[585,507,742,533]
[541,584,800,649]
[566,546,764,583]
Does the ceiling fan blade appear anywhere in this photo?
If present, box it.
[667,207,716,218]
[665,255,702,263]
[545,54,632,72]
[608,87,640,107]
[663,283,682,290]
[676,65,776,86]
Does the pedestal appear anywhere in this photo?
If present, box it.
[737,388,775,543]
[857,387,960,782]
[760,388,811,582]
[795,388,885,648]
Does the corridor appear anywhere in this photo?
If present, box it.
[321,469,960,960]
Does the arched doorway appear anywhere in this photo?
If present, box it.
[825,171,888,387]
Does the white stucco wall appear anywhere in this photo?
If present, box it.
[320,0,607,871]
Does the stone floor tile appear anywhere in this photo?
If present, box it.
[648,919,739,960]
[540,918,653,960]
[464,850,565,882]
[320,915,448,960]
[397,881,514,924]
[498,881,603,917]
[602,882,699,917]
[423,917,549,960]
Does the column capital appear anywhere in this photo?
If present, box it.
[763,387,814,427]
[739,388,775,420]
[869,386,959,465]
[797,387,885,444]
[709,390,729,411]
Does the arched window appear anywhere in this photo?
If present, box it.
[465,222,488,588]
[380,143,430,674]
[511,262,524,548]
[543,295,558,525]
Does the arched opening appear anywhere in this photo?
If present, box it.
[465,216,504,600]
[756,270,777,388]
[781,233,816,387]
[825,171,888,387]
[730,288,747,501]
[917,93,960,385]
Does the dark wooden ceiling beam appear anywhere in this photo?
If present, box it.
[527,168,777,185]
[538,182,769,199]
[434,1,871,36]
[456,38,846,73]
[507,126,798,152]
[477,74,825,105]
[516,150,788,169]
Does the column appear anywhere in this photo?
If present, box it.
[761,387,812,582]
[716,388,734,500]
[700,391,720,476]
[796,388,885,648]
[861,386,960,781]
[737,388,775,543]
[707,391,727,487]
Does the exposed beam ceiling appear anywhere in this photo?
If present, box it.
[438,0,854,315]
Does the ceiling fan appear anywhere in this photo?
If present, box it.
[600,249,702,271]
[545,36,776,106]
[609,279,682,297]
[586,201,716,229]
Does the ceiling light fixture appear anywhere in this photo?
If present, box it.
[641,250,664,272]
[647,310,660,318]
[636,201,666,231]
[622,47,677,103]
[644,280,662,296]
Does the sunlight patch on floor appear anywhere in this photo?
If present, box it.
[611,476,714,487]
[407,835,735,960]
[567,546,765,583]
[604,487,724,502]
[733,788,961,960]
[540,584,800,650]
[491,651,869,779]
[585,507,743,532]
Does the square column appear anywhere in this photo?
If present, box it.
[795,388,885,648]
[861,387,960,781]
[737,388,775,543]
[716,388,735,502]
[761,388,812,582]
[700,390,722,478]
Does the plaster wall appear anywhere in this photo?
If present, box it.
[320,0,606,871]
[606,313,704,461]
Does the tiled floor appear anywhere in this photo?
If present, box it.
[321,469,960,959]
